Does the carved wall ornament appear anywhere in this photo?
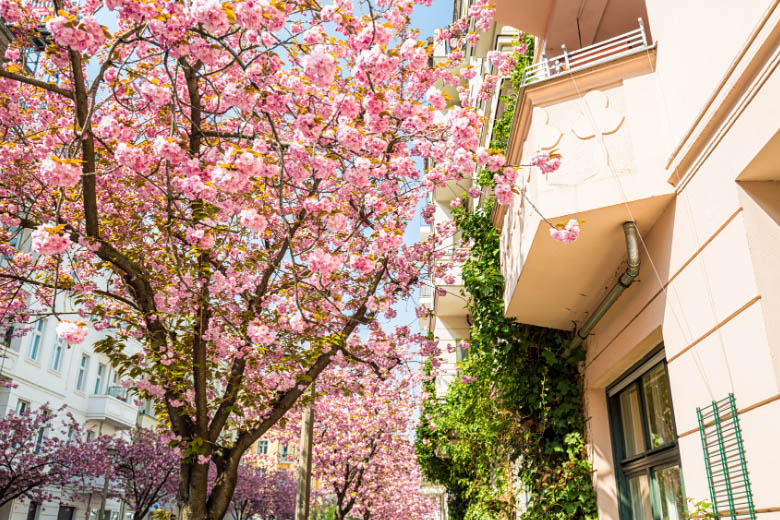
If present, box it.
[572,90,624,139]
[531,107,563,150]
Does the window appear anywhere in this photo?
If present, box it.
[256,440,269,455]
[50,338,64,372]
[94,363,106,394]
[26,502,39,520]
[56,506,75,520]
[86,430,94,442]
[279,442,295,463]
[34,428,47,453]
[76,354,89,392]
[456,342,469,363]
[608,348,685,520]
[16,399,29,415]
[27,321,44,361]
[0,324,14,350]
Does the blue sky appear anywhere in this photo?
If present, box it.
[409,0,453,40]
[391,0,455,334]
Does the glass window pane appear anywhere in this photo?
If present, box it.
[653,464,685,520]
[628,474,653,520]
[642,363,676,448]
[619,384,646,457]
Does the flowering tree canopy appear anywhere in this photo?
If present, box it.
[110,429,180,520]
[227,460,295,520]
[302,372,434,520]
[0,0,508,517]
[0,405,84,507]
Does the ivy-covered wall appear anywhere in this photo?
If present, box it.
[415,39,598,520]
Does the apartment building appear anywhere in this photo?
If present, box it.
[0,230,155,520]
[252,438,298,471]
[487,0,780,519]
[419,3,525,519]
[420,0,522,399]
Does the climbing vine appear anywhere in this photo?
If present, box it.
[415,38,598,520]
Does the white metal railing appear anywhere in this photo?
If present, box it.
[421,284,434,298]
[520,18,650,86]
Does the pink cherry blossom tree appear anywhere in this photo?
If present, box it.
[66,429,178,520]
[0,404,85,507]
[0,0,506,518]
[110,429,180,520]
[226,460,295,520]
[302,372,435,520]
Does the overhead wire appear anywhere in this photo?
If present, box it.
[560,39,718,399]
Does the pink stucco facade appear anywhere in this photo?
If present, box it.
[494,0,780,518]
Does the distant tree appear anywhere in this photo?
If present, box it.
[0,404,84,507]
[110,429,180,520]
[228,460,295,520]
[304,373,435,520]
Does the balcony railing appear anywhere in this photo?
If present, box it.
[106,385,128,401]
[520,18,650,86]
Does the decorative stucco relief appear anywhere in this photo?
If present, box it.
[531,107,562,150]
[571,90,625,180]
[571,90,624,139]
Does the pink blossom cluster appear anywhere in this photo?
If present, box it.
[56,321,88,345]
[247,321,276,346]
[303,45,337,89]
[31,224,71,255]
[425,87,446,110]
[493,168,518,206]
[189,0,230,34]
[305,249,342,275]
[487,49,519,76]
[185,228,215,249]
[531,151,562,174]
[238,209,267,233]
[39,157,81,188]
[550,219,581,243]
[46,15,106,54]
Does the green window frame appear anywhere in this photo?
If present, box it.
[607,347,686,520]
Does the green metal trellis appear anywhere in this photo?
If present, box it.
[696,394,755,519]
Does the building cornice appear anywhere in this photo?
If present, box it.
[666,0,780,188]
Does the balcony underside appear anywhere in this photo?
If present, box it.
[504,194,673,330]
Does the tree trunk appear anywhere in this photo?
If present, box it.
[177,462,210,520]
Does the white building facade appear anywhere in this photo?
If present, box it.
[0,230,155,520]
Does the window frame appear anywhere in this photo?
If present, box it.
[606,345,684,520]
[94,363,106,394]
[50,338,64,372]
[76,354,89,392]
[16,399,29,415]
[27,321,44,361]
[1,324,14,350]
[256,440,269,455]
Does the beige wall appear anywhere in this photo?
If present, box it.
[645,0,774,150]
[580,14,780,518]
[492,0,780,516]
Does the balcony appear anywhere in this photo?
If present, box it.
[431,247,468,318]
[520,21,651,87]
[496,23,672,331]
[86,387,137,429]
[136,409,157,429]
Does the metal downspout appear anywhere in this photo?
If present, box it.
[564,221,640,358]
